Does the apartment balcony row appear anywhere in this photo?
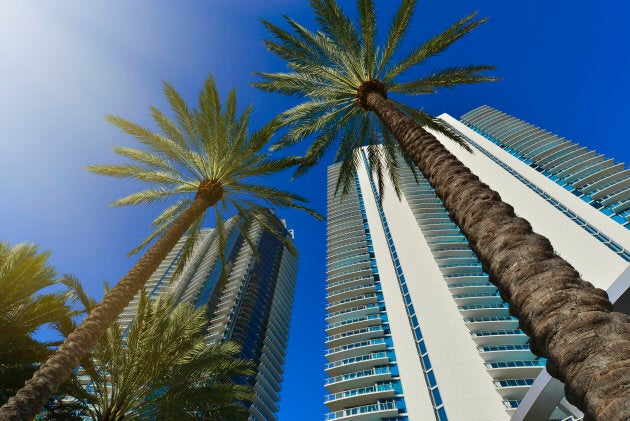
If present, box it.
[324,382,395,411]
[438,263,484,276]
[325,366,392,393]
[325,352,390,377]
[484,359,545,379]
[326,281,376,302]
[326,314,382,336]
[458,302,509,312]
[452,291,502,307]
[325,338,387,362]
[325,326,384,348]
[470,328,529,346]
[327,293,378,313]
[327,245,369,262]
[325,400,398,421]
[464,315,519,332]
[477,344,536,362]
[442,273,490,285]
[493,378,536,400]
[426,236,470,249]
[327,268,374,289]
[327,274,374,294]
[447,282,495,295]
[326,303,380,324]
[327,259,372,278]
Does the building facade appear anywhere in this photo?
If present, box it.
[324,106,630,420]
[119,211,297,421]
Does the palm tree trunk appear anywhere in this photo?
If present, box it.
[365,90,630,420]
[0,187,220,420]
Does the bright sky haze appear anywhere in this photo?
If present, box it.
[1,1,629,419]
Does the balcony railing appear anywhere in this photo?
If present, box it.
[324,400,397,421]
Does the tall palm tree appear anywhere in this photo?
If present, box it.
[0,75,321,420]
[45,283,254,421]
[0,242,70,406]
[254,1,630,419]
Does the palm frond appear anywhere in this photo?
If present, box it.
[377,0,417,78]
[383,11,487,82]
[389,65,499,94]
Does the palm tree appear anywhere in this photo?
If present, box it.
[254,1,630,419]
[45,283,253,421]
[0,242,70,406]
[0,75,321,420]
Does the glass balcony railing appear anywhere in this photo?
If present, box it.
[485,360,545,369]
[324,382,394,402]
[494,378,536,388]
[325,338,386,356]
[324,400,397,420]
[503,400,521,409]
[459,303,509,310]
[324,352,388,371]
[326,293,377,309]
[471,329,525,337]
[325,314,381,332]
[325,326,383,344]
[325,366,391,386]
[477,344,531,352]
[464,316,518,323]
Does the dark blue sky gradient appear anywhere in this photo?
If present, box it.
[1,1,629,419]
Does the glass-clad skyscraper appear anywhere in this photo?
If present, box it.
[324,106,630,420]
[119,211,297,421]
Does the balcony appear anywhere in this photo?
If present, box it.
[464,315,519,331]
[447,283,495,295]
[326,304,380,324]
[325,352,390,377]
[493,378,536,400]
[325,366,392,393]
[326,314,382,336]
[327,293,378,313]
[326,282,376,302]
[452,291,502,306]
[470,329,529,346]
[477,344,536,362]
[325,326,384,348]
[457,302,510,318]
[325,383,395,411]
[325,400,398,421]
[327,271,374,292]
[325,338,387,362]
[485,360,546,378]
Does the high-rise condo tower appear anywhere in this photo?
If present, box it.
[119,211,297,421]
[323,106,629,421]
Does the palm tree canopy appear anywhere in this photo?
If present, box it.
[86,75,322,275]
[48,284,253,420]
[254,0,498,197]
[0,242,70,404]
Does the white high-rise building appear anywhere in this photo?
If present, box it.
[323,106,630,421]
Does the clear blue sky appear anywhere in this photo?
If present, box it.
[1,1,629,419]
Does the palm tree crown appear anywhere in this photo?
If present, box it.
[47,286,253,421]
[255,0,497,196]
[0,242,70,405]
[87,75,320,272]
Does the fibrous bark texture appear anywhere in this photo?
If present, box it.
[366,90,630,421]
[0,187,221,421]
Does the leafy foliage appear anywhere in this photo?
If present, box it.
[46,285,254,420]
[86,75,322,276]
[0,242,70,405]
[255,0,498,197]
